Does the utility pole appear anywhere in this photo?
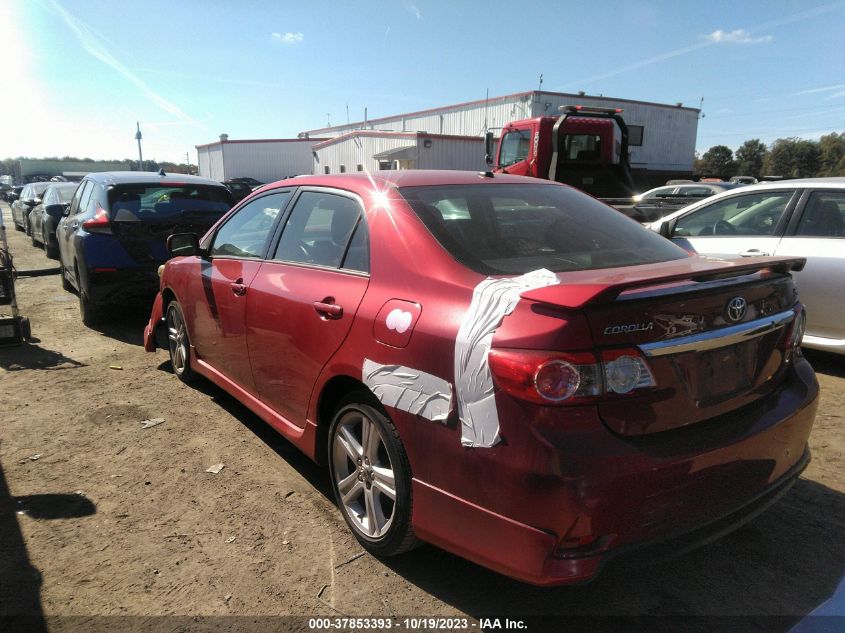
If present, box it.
[135,122,144,170]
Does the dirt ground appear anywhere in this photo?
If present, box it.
[1,201,843,632]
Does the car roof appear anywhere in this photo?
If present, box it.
[263,170,553,191]
[83,171,226,187]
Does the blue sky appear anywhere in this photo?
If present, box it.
[2,0,843,164]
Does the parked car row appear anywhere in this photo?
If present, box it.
[138,170,818,586]
[631,181,746,222]
[6,171,235,325]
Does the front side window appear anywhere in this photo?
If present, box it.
[796,191,845,237]
[673,191,794,237]
[210,191,291,258]
[400,183,687,275]
[499,130,530,167]
[273,191,363,269]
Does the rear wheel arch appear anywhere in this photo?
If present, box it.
[316,375,380,465]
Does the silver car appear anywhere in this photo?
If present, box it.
[648,177,845,355]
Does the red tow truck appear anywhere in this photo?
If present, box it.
[485,105,636,208]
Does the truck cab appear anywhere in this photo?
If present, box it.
[488,105,635,201]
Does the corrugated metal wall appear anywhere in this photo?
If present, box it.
[222,142,317,182]
[303,92,698,172]
[315,136,416,174]
[197,145,224,181]
[418,137,487,170]
[313,135,488,174]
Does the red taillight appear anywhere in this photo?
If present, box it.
[81,205,112,234]
[488,348,654,406]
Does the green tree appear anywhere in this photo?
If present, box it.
[734,139,767,178]
[698,145,736,179]
[818,132,845,176]
[764,138,821,178]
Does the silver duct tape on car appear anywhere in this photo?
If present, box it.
[363,359,453,423]
[455,269,560,448]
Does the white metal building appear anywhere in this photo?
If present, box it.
[196,136,327,182]
[312,131,487,175]
[301,90,700,180]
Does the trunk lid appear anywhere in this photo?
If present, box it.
[520,256,804,435]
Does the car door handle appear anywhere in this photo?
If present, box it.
[314,299,343,319]
[230,278,247,296]
[740,249,770,257]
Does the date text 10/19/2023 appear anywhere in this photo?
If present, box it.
[307,617,528,630]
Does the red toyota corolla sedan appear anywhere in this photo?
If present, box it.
[144,171,818,585]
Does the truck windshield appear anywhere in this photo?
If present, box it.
[399,183,687,275]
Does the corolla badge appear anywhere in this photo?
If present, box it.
[726,297,747,322]
[603,322,653,335]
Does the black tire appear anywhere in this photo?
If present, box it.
[59,262,73,292]
[20,317,31,341]
[328,393,418,556]
[77,269,106,326]
[30,226,39,247]
[165,300,198,384]
[24,216,31,236]
[14,218,23,232]
[44,229,59,259]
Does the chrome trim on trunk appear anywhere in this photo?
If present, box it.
[639,309,795,358]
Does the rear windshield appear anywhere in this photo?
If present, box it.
[108,184,232,220]
[399,183,688,275]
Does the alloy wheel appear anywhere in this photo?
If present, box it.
[167,305,189,375]
[331,409,397,539]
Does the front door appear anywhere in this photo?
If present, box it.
[188,191,292,393]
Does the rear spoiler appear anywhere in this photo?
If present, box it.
[520,256,806,310]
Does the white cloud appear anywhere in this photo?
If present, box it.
[705,29,773,44]
[403,1,422,20]
[272,32,304,44]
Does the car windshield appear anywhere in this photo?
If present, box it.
[399,183,688,275]
[107,184,232,220]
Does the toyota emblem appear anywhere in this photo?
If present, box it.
[726,297,747,322]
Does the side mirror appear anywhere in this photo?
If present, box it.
[484,132,494,166]
[659,219,675,238]
[167,233,202,257]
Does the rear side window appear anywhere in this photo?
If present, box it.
[796,191,845,237]
[400,184,687,275]
[108,184,232,220]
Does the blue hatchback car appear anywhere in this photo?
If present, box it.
[57,171,234,325]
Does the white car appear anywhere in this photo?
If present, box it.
[648,178,845,355]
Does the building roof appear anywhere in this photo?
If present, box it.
[195,137,330,150]
[312,130,483,151]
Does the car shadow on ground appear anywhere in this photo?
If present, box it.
[0,458,97,629]
[89,306,152,347]
[0,342,85,371]
[377,477,844,630]
[804,349,845,379]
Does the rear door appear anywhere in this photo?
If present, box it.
[186,191,293,393]
[670,188,800,258]
[246,189,370,427]
[773,188,845,345]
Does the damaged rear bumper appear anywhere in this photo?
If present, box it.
[143,292,165,353]
[408,357,818,586]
